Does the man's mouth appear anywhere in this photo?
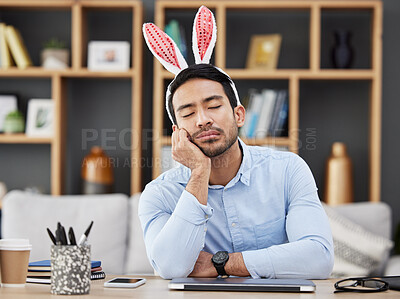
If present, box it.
[195,130,221,141]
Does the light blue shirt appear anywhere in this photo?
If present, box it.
[139,138,334,279]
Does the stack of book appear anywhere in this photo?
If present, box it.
[240,88,289,139]
[0,23,32,69]
[26,260,106,284]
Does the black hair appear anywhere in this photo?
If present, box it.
[168,64,238,124]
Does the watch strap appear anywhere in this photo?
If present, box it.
[214,263,228,277]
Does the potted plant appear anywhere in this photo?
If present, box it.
[3,110,25,134]
[41,38,69,69]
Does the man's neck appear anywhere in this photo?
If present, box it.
[209,140,243,186]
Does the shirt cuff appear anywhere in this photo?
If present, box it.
[173,190,213,225]
[242,248,275,279]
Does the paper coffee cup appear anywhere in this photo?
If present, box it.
[0,239,32,287]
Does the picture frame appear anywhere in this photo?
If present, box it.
[0,95,18,132]
[88,41,130,71]
[246,34,282,70]
[26,99,54,137]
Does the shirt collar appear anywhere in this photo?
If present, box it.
[235,137,251,186]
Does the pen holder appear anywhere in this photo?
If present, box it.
[50,245,91,295]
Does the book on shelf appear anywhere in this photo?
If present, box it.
[4,25,32,69]
[254,89,277,138]
[239,89,258,138]
[269,90,288,137]
[26,271,106,284]
[240,88,289,139]
[0,23,13,68]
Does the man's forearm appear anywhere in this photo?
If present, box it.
[226,252,250,276]
[186,166,210,205]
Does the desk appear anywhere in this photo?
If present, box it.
[0,276,398,298]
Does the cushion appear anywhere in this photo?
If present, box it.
[125,193,154,275]
[323,202,394,277]
[1,190,129,274]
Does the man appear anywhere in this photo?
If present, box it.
[139,64,334,279]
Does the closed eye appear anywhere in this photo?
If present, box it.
[182,112,194,118]
[209,105,221,109]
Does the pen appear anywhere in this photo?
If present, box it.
[47,228,57,245]
[58,222,68,245]
[78,221,94,245]
[55,228,61,245]
[68,227,77,245]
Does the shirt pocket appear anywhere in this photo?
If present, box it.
[254,217,287,249]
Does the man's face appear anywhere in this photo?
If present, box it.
[172,78,244,157]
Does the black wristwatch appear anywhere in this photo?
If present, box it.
[211,251,229,277]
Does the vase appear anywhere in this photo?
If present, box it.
[3,118,25,134]
[324,142,354,206]
[81,146,114,194]
[331,30,354,69]
[41,49,69,69]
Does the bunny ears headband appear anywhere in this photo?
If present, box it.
[143,6,240,124]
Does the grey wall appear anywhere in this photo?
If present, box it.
[0,1,399,237]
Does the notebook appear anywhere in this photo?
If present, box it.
[28,260,101,272]
[26,271,106,284]
[168,277,316,292]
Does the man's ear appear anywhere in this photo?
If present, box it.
[234,105,245,128]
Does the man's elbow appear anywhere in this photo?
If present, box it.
[150,248,192,279]
[152,262,191,280]
[310,246,334,279]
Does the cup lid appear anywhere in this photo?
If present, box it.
[0,239,32,250]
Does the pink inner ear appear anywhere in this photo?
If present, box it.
[145,23,181,69]
[196,7,213,61]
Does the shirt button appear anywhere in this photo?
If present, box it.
[204,228,208,232]
[231,223,236,227]
[205,215,208,219]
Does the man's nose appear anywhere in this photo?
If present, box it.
[196,109,213,128]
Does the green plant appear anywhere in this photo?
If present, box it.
[43,38,66,49]
[5,110,23,119]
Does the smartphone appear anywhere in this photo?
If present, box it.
[104,277,146,288]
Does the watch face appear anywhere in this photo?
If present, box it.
[212,251,228,264]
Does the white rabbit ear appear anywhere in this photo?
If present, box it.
[143,23,188,75]
[192,6,217,64]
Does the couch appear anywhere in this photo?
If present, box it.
[1,190,399,277]
[1,190,153,275]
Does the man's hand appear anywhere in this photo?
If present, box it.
[172,126,211,205]
[189,251,218,278]
[171,126,211,172]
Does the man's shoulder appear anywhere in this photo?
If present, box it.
[247,145,297,164]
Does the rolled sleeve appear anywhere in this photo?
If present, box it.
[242,248,275,278]
[173,190,213,224]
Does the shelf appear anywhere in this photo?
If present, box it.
[0,134,53,144]
[160,69,375,80]
[0,0,143,195]
[0,68,137,78]
[0,0,73,8]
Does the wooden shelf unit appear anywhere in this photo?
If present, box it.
[0,0,143,195]
[152,0,382,202]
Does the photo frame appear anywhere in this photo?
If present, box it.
[88,41,130,71]
[0,95,18,132]
[26,99,54,137]
[246,34,282,69]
